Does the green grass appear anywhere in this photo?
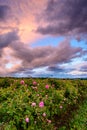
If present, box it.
[58,99,87,130]
[69,99,87,130]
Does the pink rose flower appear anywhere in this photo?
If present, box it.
[47,119,51,123]
[33,81,37,86]
[60,105,63,109]
[25,117,29,123]
[45,85,49,89]
[39,101,44,108]
[20,80,24,85]
[43,112,46,117]
[31,102,36,107]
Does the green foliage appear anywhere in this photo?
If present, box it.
[69,100,87,130]
[0,78,87,130]
[0,78,11,88]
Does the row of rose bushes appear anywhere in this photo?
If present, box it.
[0,78,87,130]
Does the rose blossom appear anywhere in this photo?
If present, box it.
[45,85,49,89]
[33,81,37,86]
[47,119,51,123]
[43,112,46,117]
[20,80,25,85]
[31,102,36,107]
[39,101,44,108]
[60,105,63,109]
[25,117,29,123]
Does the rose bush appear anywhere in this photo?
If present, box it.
[0,78,87,130]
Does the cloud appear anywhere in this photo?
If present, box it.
[0,3,19,39]
[36,0,87,37]
[47,65,64,72]
[0,31,85,77]
[0,30,19,49]
[0,0,87,78]
[0,5,10,21]
[0,30,19,58]
[8,67,35,77]
[80,65,87,72]
[47,64,75,74]
[0,0,48,43]
[84,57,87,61]
[10,39,82,70]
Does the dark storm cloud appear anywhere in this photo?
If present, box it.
[14,67,35,74]
[0,29,83,75]
[0,30,19,49]
[0,30,19,57]
[9,68,35,77]
[0,5,10,21]
[47,65,65,72]
[11,39,82,69]
[11,43,54,66]
[0,30,84,77]
[80,65,87,72]
[37,0,87,36]
[47,65,75,73]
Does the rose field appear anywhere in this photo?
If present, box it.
[0,78,87,130]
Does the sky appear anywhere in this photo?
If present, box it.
[0,0,87,78]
